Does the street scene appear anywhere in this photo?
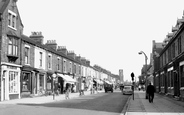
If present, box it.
[1,0,184,115]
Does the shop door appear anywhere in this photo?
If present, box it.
[174,71,179,96]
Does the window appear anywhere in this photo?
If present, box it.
[178,36,182,54]
[57,58,60,70]
[74,64,76,74]
[70,62,72,73]
[171,71,174,87]
[79,65,81,74]
[9,71,18,93]
[25,47,30,64]
[8,36,18,56]
[63,60,66,73]
[172,43,175,59]
[39,52,43,67]
[48,55,51,69]
[168,47,171,62]
[8,10,16,30]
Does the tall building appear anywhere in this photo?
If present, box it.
[119,69,124,84]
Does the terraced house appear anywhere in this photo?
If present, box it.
[0,0,23,101]
[0,0,119,101]
[154,11,184,101]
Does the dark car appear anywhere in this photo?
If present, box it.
[104,82,113,93]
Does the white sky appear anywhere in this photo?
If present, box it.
[17,0,184,81]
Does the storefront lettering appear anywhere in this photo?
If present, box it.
[7,66,17,70]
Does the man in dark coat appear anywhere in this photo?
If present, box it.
[146,82,155,103]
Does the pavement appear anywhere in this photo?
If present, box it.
[0,90,100,104]
[122,90,184,115]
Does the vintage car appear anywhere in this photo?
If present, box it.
[122,85,133,95]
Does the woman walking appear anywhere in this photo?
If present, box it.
[65,83,71,99]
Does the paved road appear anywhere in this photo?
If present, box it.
[0,90,130,115]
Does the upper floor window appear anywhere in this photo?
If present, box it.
[39,52,43,67]
[57,57,60,70]
[8,10,16,30]
[25,46,30,64]
[69,62,72,73]
[172,43,175,59]
[63,60,66,73]
[74,64,76,74]
[178,36,182,54]
[48,54,52,69]
[8,36,18,56]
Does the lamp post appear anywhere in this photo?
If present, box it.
[138,51,148,99]
[52,73,57,100]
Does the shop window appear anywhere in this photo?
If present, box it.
[22,72,30,92]
[47,74,52,90]
[181,66,184,87]
[171,71,174,87]
[9,71,18,94]
[39,74,44,87]
[168,72,171,88]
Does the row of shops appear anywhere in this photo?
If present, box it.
[0,62,108,101]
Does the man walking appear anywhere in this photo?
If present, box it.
[146,82,155,103]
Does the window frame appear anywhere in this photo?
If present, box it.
[57,57,60,71]
[8,10,17,30]
[9,71,18,94]
[24,45,30,65]
[48,54,52,69]
[8,36,18,56]
[39,52,43,67]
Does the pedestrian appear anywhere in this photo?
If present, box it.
[65,83,71,99]
[146,82,155,103]
[81,82,85,95]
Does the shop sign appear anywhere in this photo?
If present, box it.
[7,66,18,70]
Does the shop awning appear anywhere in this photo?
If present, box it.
[57,74,77,84]
[104,80,112,84]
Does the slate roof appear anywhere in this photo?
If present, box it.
[0,0,10,13]
[21,34,80,64]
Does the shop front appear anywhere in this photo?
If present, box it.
[21,66,35,98]
[57,74,77,93]
[179,60,184,100]
[46,71,54,94]
[1,63,21,101]
[34,69,46,96]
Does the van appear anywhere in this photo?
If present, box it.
[104,83,113,93]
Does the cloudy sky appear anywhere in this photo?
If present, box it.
[17,0,184,81]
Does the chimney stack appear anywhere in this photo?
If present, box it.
[81,57,86,65]
[29,32,44,44]
[86,60,90,66]
[45,40,57,50]
[57,46,68,55]
[76,55,81,62]
[68,51,76,59]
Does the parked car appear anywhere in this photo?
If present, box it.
[122,85,133,95]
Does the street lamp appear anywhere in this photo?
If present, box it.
[138,51,148,99]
